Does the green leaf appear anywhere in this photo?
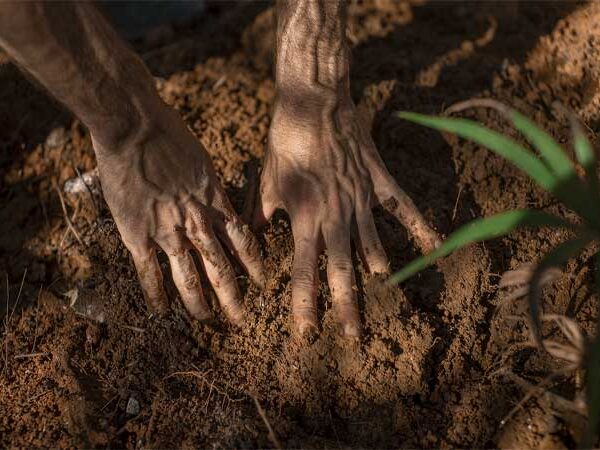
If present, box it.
[397,112,557,192]
[580,252,600,449]
[527,236,593,349]
[388,210,574,285]
[398,111,600,227]
[572,120,600,202]
[574,126,596,176]
[511,111,576,180]
[510,111,600,227]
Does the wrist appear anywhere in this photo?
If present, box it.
[274,35,351,121]
[274,0,350,118]
[68,31,166,151]
[88,77,167,154]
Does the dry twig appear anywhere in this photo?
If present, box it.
[53,178,83,246]
[73,165,99,217]
[14,352,50,360]
[497,369,586,430]
[451,185,463,224]
[251,394,282,450]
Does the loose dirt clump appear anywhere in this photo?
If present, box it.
[1,1,599,448]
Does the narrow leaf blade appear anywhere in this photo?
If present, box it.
[511,111,600,226]
[511,111,575,180]
[572,120,600,204]
[574,126,596,175]
[388,210,574,285]
[397,112,557,192]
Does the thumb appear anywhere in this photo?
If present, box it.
[241,161,279,230]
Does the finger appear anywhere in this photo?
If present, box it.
[323,223,361,338]
[165,247,213,321]
[355,205,389,274]
[252,168,278,230]
[207,190,266,288]
[131,247,169,316]
[290,228,320,337]
[375,178,441,254]
[216,215,266,288]
[189,226,245,326]
[241,159,259,224]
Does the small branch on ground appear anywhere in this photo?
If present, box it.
[14,352,50,360]
[53,179,83,246]
[451,185,463,224]
[444,97,511,117]
[251,394,282,450]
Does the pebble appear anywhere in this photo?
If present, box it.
[45,127,67,149]
[126,397,140,416]
[63,168,101,196]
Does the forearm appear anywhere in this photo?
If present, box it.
[0,1,160,149]
[275,0,350,111]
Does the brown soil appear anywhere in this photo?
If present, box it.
[1,1,599,448]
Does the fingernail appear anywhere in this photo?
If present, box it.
[371,263,391,276]
[343,322,361,339]
[221,302,245,327]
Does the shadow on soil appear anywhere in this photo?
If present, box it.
[0,0,588,447]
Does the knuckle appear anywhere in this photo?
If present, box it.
[170,253,200,290]
[168,245,188,259]
[127,240,153,260]
[335,296,358,308]
[330,257,353,275]
[293,235,315,249]
[201,243,235,282]
[216,261,236,281]
[187,212,211,238]
[294,302,317,317]
[182,272,200,291]
[193,239,211,260]
[240,229,261,256]
[365,236,384,255]
[227,220,261,257]
[140,268,163,289]
[292,265,315,289]
[136,260,162,288]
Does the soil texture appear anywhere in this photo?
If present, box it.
[1,1,599,448]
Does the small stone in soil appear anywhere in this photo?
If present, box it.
[126,397,140,416]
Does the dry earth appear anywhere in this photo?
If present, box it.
[1,1,599,448]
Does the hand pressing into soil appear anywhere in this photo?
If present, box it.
[0,2,264,324]
[95,104,265,323]
[251,0,441,338]
[254,95,440,337]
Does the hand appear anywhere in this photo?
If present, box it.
[93,105,265,324]
[253,94,440,338]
